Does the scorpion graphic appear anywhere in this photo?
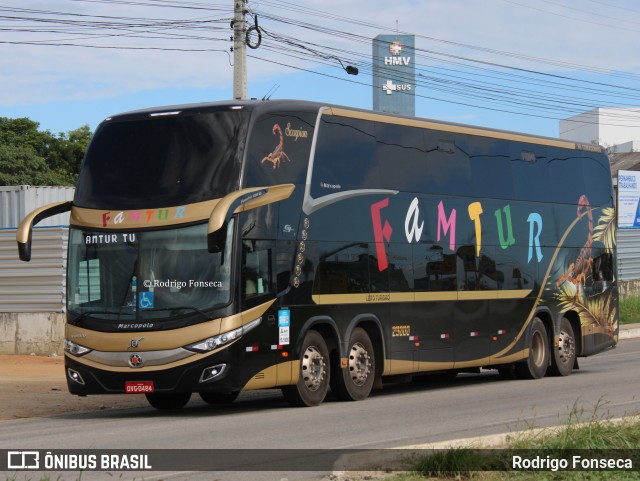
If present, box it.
[556,194,594,294]
[261,124,291,169]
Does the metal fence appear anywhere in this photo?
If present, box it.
[617,229,640,282]
[0,185,74,229]
[0,228,67,312]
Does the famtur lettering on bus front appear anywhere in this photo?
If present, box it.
[102,206,186,227]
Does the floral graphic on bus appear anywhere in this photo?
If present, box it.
[556,195,594,293]
[261,123,291,169]
[553,195,617,335]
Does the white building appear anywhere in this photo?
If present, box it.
[559,107,640,153]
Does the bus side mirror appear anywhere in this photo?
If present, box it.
[18,234,33,263]
[17,201,73,262]
[207,224,227,255]
[207,184,295,257]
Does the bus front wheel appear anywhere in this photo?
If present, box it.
[332,327,375,401]
[145,392,191,410]
[515,317,549,379]
[282,330,330,407]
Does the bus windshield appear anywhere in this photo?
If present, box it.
[74,109,249,210]
[67,222,233,323]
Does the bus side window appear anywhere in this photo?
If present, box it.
[592,250,614,293]
[242,242,273,305]
[76,258,101,305]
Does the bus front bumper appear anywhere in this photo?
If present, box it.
[64,354,241,396]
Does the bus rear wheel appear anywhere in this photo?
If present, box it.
[282,330,330,407]
[548,317,576,376]
[332,328,375,401]
[145,392,191,410]
[515,317,549,379]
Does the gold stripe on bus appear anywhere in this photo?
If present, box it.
[65,350,213,373]
[71,198,221,229]
[452,350,527,369]
[312,289,531,305]
[413,292,458,301]
[66,300,274,353]
[325,107,583,150]
[383,359,455,376]
[382,350,526,376]
[458,289,533,300]
[70,184,295,231]
[241,361,299,390]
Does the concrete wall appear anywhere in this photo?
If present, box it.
[0,312,65,355]
[620,280,640,299]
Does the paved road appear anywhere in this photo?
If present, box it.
[1,338,639,481]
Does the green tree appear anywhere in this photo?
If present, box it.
[0,144,69,185]
[0,117,92,186]
[48,125,93,176]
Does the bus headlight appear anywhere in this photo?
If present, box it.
[64,339,92,356]
[186,317,262,353]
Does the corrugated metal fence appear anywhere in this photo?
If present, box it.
[0,228,68,312]
[0,185,72,313]
[618,229,640,281]
[0,185,74,228]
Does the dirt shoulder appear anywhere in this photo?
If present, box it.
[0,355,147,420]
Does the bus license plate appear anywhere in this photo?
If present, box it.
[125,381,154,393]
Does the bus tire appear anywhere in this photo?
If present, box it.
[199,391,239,404]
[332,327,375,401]
[515,317,549,379]
[145,392,191,410]
[282,330,330,407]
[548,317,576,376]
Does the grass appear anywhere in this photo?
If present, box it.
[620,295,640,325]
[379,403,640,481]
[5,403,639,481]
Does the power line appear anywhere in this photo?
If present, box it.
[1,0,639,127]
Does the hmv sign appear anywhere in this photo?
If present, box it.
[372,34,415,116]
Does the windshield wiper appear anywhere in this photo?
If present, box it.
[71,310,134,324]
[138,306,211,321]
[71,306,211,325]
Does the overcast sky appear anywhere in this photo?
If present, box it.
[2,0,640,138]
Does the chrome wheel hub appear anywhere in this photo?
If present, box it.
[301,345,326,392]
[557,329,575,365]
[349,342,372,386]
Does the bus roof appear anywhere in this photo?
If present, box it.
[103,99,604,154]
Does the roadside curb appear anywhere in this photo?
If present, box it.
[331,416,640,478]
[619,323,640,339]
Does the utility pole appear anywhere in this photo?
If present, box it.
[233,0,247,100]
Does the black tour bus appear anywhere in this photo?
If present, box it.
[18,100,618,409]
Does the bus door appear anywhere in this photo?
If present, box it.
[235,200,294,389]
[406,243,455,371]
[453,245,491,368]
[489,259,535,364]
